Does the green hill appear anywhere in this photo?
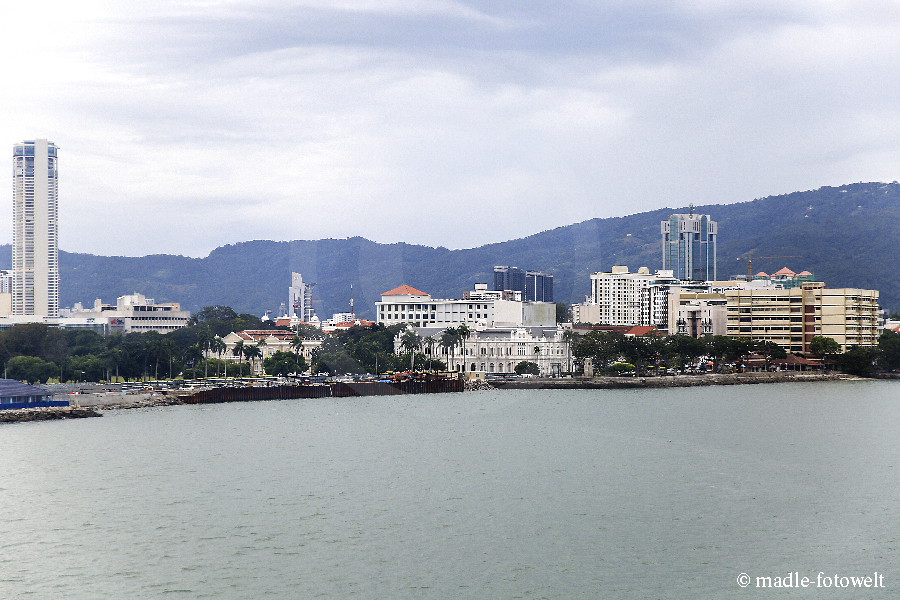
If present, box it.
[2,181,897,319]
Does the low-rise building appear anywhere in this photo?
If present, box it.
[59,292,190,334]
[216,330,322,376]
[402,325,572,376]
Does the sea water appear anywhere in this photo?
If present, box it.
[1,380,898,599]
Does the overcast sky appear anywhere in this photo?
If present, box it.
[3,1,899,258]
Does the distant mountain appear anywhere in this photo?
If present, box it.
[2,181,898,318]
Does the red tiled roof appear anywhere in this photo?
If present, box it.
[797,271,812,276]
[382,284,428,296]
[626,326,658,336]
[755,271,768,277]
[774,267,796,276]
[332,319,376,328]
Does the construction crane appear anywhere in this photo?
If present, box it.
[736,253,801,279]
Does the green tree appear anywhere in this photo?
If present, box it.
[64,354,107,383]
[313,336,363,375]
[838,346,877,376]
[182,345,204,379]
[209,337,227,376]
[573,331,623,369]
[440,327,460,371]
[514,361,540,375]
[666,335,706,373]
[7,356,59,384]
[243,343,263,376]
[809,336,840,359]
[724,337,756,372]
[400,329,422,370]
[704,335,733,373]
[877,330,900,371]
[231,340,245,375]
[263,351,307,376]
[755,340,787,370]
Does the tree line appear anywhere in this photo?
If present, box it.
[572,330,900,377]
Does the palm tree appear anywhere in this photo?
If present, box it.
[457,324,471,372]
[422,335,436,370]
[244,343,262,376]
[561,328,577,375]
[231,340,245,377]
[210,337,226,377]
[400,329,422,371]
[440,327,459,372]
[182,344,203,379]
[197,326,214,378]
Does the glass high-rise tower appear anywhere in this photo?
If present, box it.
[661,212,717,281]
[12,139,59,317]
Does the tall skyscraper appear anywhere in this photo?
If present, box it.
[12,139,59,317]
[661,212,717,281]
[493,266,525,295]
[526,270,554,302]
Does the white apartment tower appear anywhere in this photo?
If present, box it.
[12,139,59,317]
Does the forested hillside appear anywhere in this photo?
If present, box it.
[2,181,897,318]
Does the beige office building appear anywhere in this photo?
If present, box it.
[725,282,880,354]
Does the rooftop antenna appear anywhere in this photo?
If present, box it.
[688,203,694,216]
[350,284,354,317]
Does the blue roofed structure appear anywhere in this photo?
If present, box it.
[0,379,68,410]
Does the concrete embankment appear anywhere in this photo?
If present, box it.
[488,372,867,390]
[62,391,185,410]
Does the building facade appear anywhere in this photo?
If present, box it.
[661,213,717,281]
[725,283,880,353]
[402,325,572,376]
[588,266,680,330]
[216,330,322,376]
[376,284,556,329]
[63,292,191,333]
[494,266,554,302]
[12,139,59,317]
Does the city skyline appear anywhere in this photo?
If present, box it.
[3,2,900,259]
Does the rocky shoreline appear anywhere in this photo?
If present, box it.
[0,406,103,423]
[487,371,879,390]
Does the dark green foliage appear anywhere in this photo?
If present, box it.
[877,330,900,371]
[809,336,840,358]
[263,351,307,377]
[188,306,271,338]
[6,356,59,384]
[1,182,892,323]
[573,331,623,368]
[838,346,877,377]
[556,302,569,323]
[515,361,540,375]
[312,336,365,375]
[0,323,68,365]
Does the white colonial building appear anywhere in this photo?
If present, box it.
[397,324,573,376]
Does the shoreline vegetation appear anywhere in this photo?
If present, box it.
[3,372,896,423]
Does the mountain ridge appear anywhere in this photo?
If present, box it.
[1,181,897,318]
